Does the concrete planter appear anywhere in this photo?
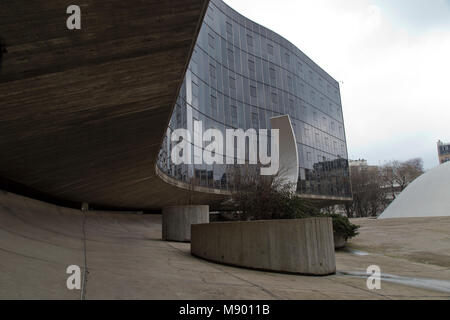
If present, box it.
[191,217,336,276]
[333,232,347,249]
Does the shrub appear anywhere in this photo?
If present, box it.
[228,165,359,241]
[323,213,359,241]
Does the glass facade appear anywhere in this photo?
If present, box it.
[157,0,352,199]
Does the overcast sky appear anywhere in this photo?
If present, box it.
[224,0,450,170]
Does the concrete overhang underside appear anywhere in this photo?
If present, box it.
[0,0,351,210]
[0,0,230,210]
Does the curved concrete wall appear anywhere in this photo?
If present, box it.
[191,217,336,275]
[162,205,210,242]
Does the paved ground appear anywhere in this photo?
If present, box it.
[1,190,449,300]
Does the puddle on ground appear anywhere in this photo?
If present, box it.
[338,271,450,294]
[341,248,370,256]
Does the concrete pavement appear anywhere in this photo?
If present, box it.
[1,191,449,299]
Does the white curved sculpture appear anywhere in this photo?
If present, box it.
[270,115,299,193]
[379,161,450,219]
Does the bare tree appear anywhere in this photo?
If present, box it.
[380,158,424,199]
[345,165,387,218]
[342,157,425,218]
[397,158,424,191]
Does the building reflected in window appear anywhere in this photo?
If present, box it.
[157,0,352,200]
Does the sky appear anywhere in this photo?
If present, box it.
[224,0,450,170]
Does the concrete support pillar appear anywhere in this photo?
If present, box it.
[162,205,209,242]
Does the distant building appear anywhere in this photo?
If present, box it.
[349,159,378,173]
[349,159,368,167]
[437,140,450,164]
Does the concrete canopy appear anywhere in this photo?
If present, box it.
[0,0,229,209]
[379,161,450,219]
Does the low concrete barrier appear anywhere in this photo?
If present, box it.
[191,217,336,276]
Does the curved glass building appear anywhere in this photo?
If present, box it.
[158,0,352,201]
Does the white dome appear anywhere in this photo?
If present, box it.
[379,161,450,219]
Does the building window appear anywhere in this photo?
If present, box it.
[191,48,198,64]
[267,43,274,55]
[176,105,182,126]
[207,6,214,20]
[302,105,307,117]
[269,67,276,80]
[208,33,215,49]
[229,76,236,90]
[211,95,217,118]
[248,59,255,74]
[271,92,277,104]
[190,60,198,75]
[231,105,238,127]
[209,63,216,79]
[250,85,257,97]
[287,75,293,89]
[227,49,234,67]
[284,53,290,64]
[226,22,233,36]
[304,127,310,137]
[192,82,199,98]
[247,34,253,47]
[289,99,295,117]
[251,112,259,128]
[192,73,199,85]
